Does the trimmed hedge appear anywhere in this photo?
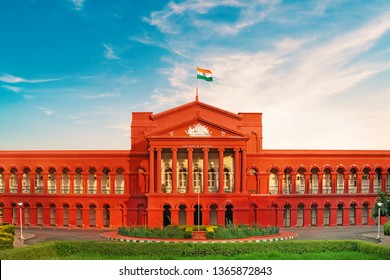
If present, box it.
[0,240,389,260]
[384,221,390,236]
[118,224,279,240]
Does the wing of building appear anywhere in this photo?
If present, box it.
[1,99,389,228]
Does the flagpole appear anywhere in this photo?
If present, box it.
[196,67,199,102]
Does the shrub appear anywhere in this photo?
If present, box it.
[0,232,14,250]
[384,221,390,236]
[184,227,192,239]
[205,226,215,239]
[0,225,16,235]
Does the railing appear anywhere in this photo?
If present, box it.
[61,187,70,194]
[115,189,124,194]
[0,186,5,193]
[101,189,111,194]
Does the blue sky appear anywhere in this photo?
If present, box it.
[1,0,390,150]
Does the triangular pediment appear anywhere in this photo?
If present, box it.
[147,118,246,139]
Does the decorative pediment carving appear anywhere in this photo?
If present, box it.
[185,123,211,137]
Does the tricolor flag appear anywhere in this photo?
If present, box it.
[196,67,213,82]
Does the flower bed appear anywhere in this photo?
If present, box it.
[118,224,280,240]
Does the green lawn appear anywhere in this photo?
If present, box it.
[0,240,389,260]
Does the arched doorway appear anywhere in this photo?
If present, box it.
[324,203,330,226]
[194,204,202,226]
[50,203,56,226]
[76,204,83,227]
[350,202,356,225]
[209,204,217,225]
[24,203,30,226]
[283,204,291,227]
[311,204,317,226]
[90,204,96,227]
[225,204,233,225]
[297,203,304,227]
[337,203,343,225]
[178,204,186,226]
[103,204,111,227]
[63,203,70,227]
[362,202,369,225]
[163,204,171,227]
[37,203,43,226]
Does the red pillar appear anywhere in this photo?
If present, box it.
[331,172,337,194]
[277,172,283,194]
[203,147,209,193]
[381,171,387,192]
[187,148,193,194]
[149,147,155,194]
[357,172,363,193]
[172,148,177,194]
[290,207,297,227]
[330,207,338,226]
[317,207,324,227]
[241,149,247,193]
[369,172,375,193]
[304,172,310,194]
[344,172,350,194]
[218,148,224,194]
[291,172,297,194]
[156,148,162,194]
[318,172,323,194]
[355,206,362,226]
[234,148,240,194]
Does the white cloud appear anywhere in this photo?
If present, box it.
[145,0,277,36]
[102,44,119,60]
[69,0,85,11]
[0,74,63,84]
[83,92,120,99]
[2,85,22,93]
[150,10,390,149]
[38,107,53,116]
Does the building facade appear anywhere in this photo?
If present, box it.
[1,99,389,228]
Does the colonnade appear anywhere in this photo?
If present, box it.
[148,147,247,194]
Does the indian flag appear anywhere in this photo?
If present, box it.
[197,67,213,82]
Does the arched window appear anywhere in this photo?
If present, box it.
[178,167,187,193]
[362,168,370,193]
[115,168,124,194]
[296,169,305,194]
[102,168,110,194]
[223,168,232,193]
[193,166,202,193]
[282,169,292,194]
[61,168,70,194]
[208,167,218,193]
[88,168,97,194]
[323,169,332,194]
[310,168,319,194]
[48,168,56,194]
[163,167,172,193]
[348,168,357,194]
[35,168,43,194]
[374,168,382,193]
[269,168,278,194]
[387,169,390,192]
[0,168,5,193]
[336,168,344,194]
[10,168,18,193]
[74,168,83,194]
[22,167,31,194]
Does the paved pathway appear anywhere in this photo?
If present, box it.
[12,225,390,247]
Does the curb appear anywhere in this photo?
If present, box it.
[100,232,297,244]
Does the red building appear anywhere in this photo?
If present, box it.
[0,98,389,228]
